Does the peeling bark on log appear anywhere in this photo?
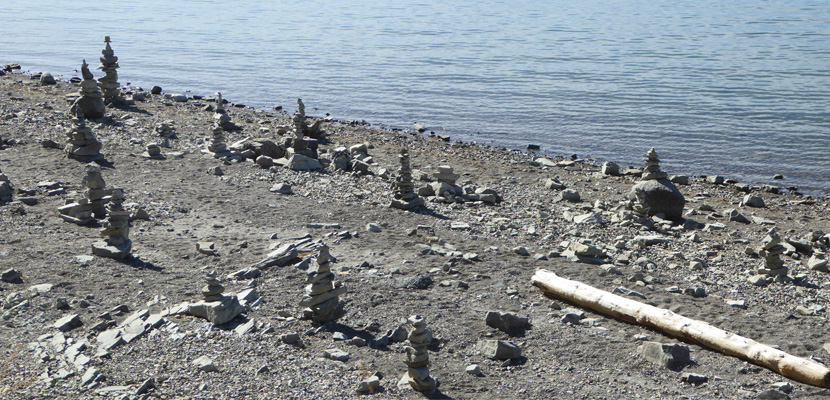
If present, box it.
[531,269,830,387]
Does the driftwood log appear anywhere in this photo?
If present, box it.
[531,269,830,387]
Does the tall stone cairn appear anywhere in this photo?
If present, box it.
[212,92,239,131]
[207,124,229,156]
[97,36,121,101]
[402,315,437,392]
[758,228,788,278]
[81,162,107,219]
[69,59,106,119]
[641,147,668,180]
[202,271,225,302]
[292,98,308,151]
[391,148,425,210]
[64,109,103,159]
[300,245,346,323]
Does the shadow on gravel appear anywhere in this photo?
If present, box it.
[117,255,163,271]
[417,208,450,220]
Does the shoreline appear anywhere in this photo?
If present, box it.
[1,68,830,399]
[4,61,827,199]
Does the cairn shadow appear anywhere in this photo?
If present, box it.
[116,255,163,271]
[416,207,450,220]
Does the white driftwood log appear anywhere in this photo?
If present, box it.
[531,269,830,387]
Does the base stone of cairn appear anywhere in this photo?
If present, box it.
[97,36,122,103]
[300,245,346,323]
[627,148,685,221]
[391,149,425,211]
[69,60,106,119]
[188,270,245,325]
[91,188,131,259]
[64,109,103,160]
[59,163,108,224]
[141,143,164,159]
[212,92,240,132]
[757,228,788,280]
[398,315,437,393]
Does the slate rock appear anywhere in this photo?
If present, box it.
[485,311,529,334]
[53,314,83,332]
[756,389,790,400]
[1,268,22,283]
[192,355,219,372]
[395,275,433,290]
[323,348,350,362]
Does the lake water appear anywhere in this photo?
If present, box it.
[2,0,829,195]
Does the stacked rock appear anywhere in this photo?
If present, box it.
[64,109,103,159]
[0,166,12,203]
[289,98,312,154]
[300,245,346,323]
[391,148,425,211]
[69,60,106,119]
[433,165,459,186]
[212,92,239,131]
[155,121,175,138]
[757,228,788,278]
[97,36,121,102]
[205,124,231,158]
[641,148,668,180]
[188,270,245,325]
[58,163,107,224]
[91,188,131,259]
[141,143,164,159]
[401,315,437,392]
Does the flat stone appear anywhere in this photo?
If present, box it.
[485,311,529,334]
[756,389,790,400]
[192,355,219,372]
[477,339,521,360]
[53,314,83,332]
[466,364,483,376]
[638,341,691,368]
[322,348,350,362]
[1,268,22,283]
[681,373,708,384]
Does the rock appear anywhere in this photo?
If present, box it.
[555,189,580,202]
[725,208,751,224]
[252,243,298,269]
[227,267,261,280]
[386,326,409,343]
[53,314,83,332]
[150,86,162,95]
[681,373,708,384]
[322,348,350,362]
[70,95,106,119]
[756,389,790,400]
[808,255,828,272]
[477,339,522,360]
[670,175,689,185]
[255,155,274,168]
[637,341,690,368]
[196,241,216,255]
[136,378,156,395]
[726,300,747,309]
[207,166,223,176]
[192,355,219,372]
[770,382,793,393]
[748,275,772,286]
[601,161,620,175]
[366,223,382,233]
[1,268,22,283]
[169,93,188,102]
[629,178,686,221]
[357,375,380,394]
[395,275,433,290]
[80,368,104,387]
[544,178,566,190]
[280,333,300,344]
[466,364,483,376]
[485,311,529,334]
[512,246,530,256]
[39,72,56,85]
[706,175,725,184]
[287,154,322,171]
[743,194,766,208]
[269,183,292,195]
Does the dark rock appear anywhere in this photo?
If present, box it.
[150,86,162,95]
[485,311,529,334]
[629,178,686,221]
[395,275,433,290]
[70,96,106,119]
[1,268,23,283]
[53,314,83,332]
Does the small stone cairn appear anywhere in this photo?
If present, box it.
[391,149,425,211]
[433,165,459,186]
[91,188,131,259]
[287,98,316,159]
[400,315,437,392]
[82,162,108,219]
[64,109,103,159]
[212,92,239,131]
[757,228,788,279]
[97,36,121,102]
[300,245,346,323]
[205,123,231,159]
[0,166,12,203]
[141,143,164,159]
[641,147,668,180]
[188,270,245,325]
[69,60,106,119]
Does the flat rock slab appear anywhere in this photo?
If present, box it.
[477,339,521,360]
[323,348,350,362]
[193,355,219,372]
[637,341,691,369]
[53,314,83,332]
[485,311,529,334]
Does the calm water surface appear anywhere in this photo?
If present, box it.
[2,1,829,194]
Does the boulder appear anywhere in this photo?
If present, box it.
[70,96,106,119]
[629,178,685,221]
[743,194,766,208]
[287,154,322,171]
[601,161,620,176]
[637,341,690,368]
[39,72,56,85]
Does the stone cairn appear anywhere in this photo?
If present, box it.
[69,60,106,119]
[97,36,121,102]
[391,148,425,210]
[401,315,437,392]
[141,143,164,159]
[64,109,103,160]
[758,228,788,279]
[641,147,668,180]
[0,166,12,203]
[300,245,346,323]
[433,165,459,186]
[91,188,131,259]
[187,270,245,325]
[212,92,239,131]
[288,98,316,158]
[58,163,106,225]
[205,124,231,158]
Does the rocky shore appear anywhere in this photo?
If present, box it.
[1,66,829,399]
